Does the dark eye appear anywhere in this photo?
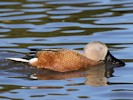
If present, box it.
[99,60,103,62]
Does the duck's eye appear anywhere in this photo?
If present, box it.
[99,60,103,62]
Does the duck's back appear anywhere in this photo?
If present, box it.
[32,49,99,72]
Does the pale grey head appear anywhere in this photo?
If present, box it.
[84,41,108,61]
[84,41,125,67]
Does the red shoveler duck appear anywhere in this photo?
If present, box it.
[7,41,125,72]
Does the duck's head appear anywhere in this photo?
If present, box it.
[84,41,125,67]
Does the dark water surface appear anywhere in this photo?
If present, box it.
[0,0,133,99]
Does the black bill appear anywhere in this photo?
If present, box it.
[105,51,125,67]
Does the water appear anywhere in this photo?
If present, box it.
[0,0,133,99]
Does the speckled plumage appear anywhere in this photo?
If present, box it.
[30,49,101,72]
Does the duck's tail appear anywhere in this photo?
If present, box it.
[6,58,29,63]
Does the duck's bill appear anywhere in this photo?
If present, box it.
[105,51,125,67]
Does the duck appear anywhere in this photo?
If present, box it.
[7,41,125,72]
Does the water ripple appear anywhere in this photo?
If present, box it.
[0,12,24,17]
[22,4,44,8]
[0,14,47,21]
[0,0,133,100]
[46,0,93,4]
[0,2,21,6]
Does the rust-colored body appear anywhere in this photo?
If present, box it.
[30,49,102,72]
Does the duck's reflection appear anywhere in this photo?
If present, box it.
[30,64,117,86]
[85,63,116,86]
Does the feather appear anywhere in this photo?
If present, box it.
[6,58,29,63]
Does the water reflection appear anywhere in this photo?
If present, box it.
[0,0,133,99]
[30,63,116,86]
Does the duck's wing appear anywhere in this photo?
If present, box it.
[24,48,64,60]
[35,49,98,72]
